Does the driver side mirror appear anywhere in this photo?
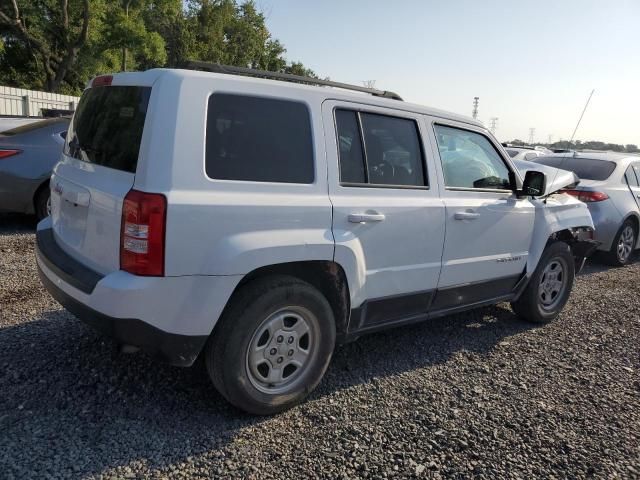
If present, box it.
[521,170,547,197]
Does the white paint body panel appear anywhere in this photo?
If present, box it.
[323,100,446,308]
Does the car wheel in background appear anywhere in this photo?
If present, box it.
[511,241,575,324]
[35,186,51,221]
[205,275,336,415]
[605,219,636,267]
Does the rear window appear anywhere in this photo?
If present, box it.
[64,86,150,173]
[205,93,314,183]
[534,156,617,181]
[506,149,520,158]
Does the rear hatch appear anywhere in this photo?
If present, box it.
[50,82,151,275]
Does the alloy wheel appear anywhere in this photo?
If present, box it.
[617,225,635,263]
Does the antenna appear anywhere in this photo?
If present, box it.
[489,117,498,135]
[569,89,595,145]
[472,97,479,119]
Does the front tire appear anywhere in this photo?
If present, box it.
[604,220,636,266]
[511,241,575,324]
[205,275,336,415]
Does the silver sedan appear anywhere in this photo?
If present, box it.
[0,117,69,219]
[533,152,640,266]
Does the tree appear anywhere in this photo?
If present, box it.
[0,0,90,92]
[0,0,317,94]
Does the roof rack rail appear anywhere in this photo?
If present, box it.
[182,61,403,101]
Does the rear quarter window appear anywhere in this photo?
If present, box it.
[205,94,314,183]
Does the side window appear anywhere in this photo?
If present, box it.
[335,109,427,188]
[633,164,640,187]
[336,110,366,183]
[206,93,314,183]
[434,124,511,190]
[625,165,639,187]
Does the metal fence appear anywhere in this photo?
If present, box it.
[0,86,80,117]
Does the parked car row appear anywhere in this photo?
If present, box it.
[1,66,636,414]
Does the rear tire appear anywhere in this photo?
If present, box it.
[34,186,50,221]
[604,219,636,266]
[511,241,574,324]
[205,275,336,415]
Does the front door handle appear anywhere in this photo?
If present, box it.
[348,212,386,223]
[454,211,480,220]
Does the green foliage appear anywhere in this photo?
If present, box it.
[0,0,316,94]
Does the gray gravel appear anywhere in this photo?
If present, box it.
[1,213,639,479]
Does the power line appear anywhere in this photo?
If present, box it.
[472,97,479,119]
[528,128,536,145]
[362,80,376,89]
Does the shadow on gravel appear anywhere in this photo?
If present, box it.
[0,303,535,477]
[0,213,37,235]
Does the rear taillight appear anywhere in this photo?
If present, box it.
[120,189,166,276]
[0,149,21,159]
[562,189,609,202]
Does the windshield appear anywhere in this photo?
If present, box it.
[64,86,150,173]
[534,156,617,181]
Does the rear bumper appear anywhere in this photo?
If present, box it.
[587,202,622,251]
[0,170,40,214]
[35,222,242,366]
[38,267,208,366]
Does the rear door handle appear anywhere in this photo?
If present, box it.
[454,211,480,220]
[348,212,386,223]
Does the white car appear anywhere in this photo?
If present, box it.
[36,65,596,414]
[505,146,549,162]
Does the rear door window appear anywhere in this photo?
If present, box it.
[65,86,151,173]
[626,165,640,187]
[335,109,427,188]
[206,94,314,183]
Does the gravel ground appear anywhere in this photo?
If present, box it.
[1,213,638,479]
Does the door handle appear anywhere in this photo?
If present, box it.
[454,211,480,220]
[348,212,386,223]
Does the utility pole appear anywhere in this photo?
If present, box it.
[362,80,376,89]
[547,134,553,144]
[489,117,498,135]
[528,128,536,145]
[472,97,479,120]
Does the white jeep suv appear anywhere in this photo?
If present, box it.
[36,64,597,414]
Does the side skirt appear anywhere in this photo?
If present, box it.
[344,274,523,341]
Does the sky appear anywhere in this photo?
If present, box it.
[261,0,640,146]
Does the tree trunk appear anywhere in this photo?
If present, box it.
[122,48,128,71]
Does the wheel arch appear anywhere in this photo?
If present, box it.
[219,260,352,342]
